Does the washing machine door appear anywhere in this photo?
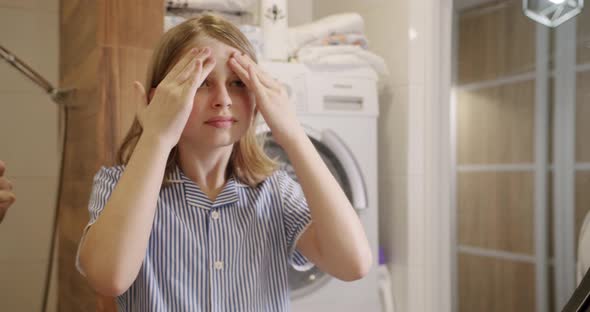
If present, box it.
[258,126,368,299]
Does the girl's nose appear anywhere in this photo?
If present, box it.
[212,87,232,108]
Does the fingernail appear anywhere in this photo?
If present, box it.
[202,47,210,53]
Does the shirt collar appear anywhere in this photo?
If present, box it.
[169,165,240,210]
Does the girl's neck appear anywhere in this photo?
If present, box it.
[177,144,233,201]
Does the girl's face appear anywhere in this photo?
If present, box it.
[179,37,254,150]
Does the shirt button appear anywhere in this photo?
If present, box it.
[214,261,224,270]
[211,211,220,220]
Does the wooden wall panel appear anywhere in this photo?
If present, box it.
[576,70,590,162]
[577,5,590,65]
[457,80,535,164]
[60,0,98,83]
[457,0,536,85]
[99,47,153,146]
[458,253,536,312]
[576,172,590,253]
[59,1,164,311]
[458,172,534,254]
[97,0,163,49]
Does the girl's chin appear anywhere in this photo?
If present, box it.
[178,136,239,148]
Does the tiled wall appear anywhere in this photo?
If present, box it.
[0,0,59,311]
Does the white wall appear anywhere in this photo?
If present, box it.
[287,0,313,26]
[0,0,59,311]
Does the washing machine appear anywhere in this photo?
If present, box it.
[258,62,381,312]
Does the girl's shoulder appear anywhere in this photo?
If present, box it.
[259,169,299,190]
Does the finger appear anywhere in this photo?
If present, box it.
[189,56,216,90]
[248,64,269,103]
[228,57,253,89]
[0,160,4,177]
[163,48,202,82]
[0,190,15,203]
[177,48,212,83]
[233,53,281,91]
[0,177,13,191]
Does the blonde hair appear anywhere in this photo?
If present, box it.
[117,14,278,187]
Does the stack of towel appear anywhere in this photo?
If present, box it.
[288,13,389,85]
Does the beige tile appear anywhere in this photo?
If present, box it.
[407,85,425,175]
[0,0,57,12]
[378,86,408,176]
[0,7,58,93]
[0,176,58,262]
[0,93,59,177]
[0,259,47,311]
[407,0,430,85]
[379,175,408,261]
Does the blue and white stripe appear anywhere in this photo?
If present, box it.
[77,165,313,312]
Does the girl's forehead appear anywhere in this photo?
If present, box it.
[195,37,240,58]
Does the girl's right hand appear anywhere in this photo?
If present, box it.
[134,47,216,150]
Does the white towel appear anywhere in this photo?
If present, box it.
[306,33,369,49]
[167,0,256,13]
[297,45,389,90]
[288,13,365,55]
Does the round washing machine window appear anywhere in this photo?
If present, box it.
[259,130,359,299]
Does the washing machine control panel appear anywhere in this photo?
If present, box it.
[260,61,378,117]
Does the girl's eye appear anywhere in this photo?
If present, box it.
[199,80,210,88]
[230,80,246,88]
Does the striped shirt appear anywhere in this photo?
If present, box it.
[76,165,313,312]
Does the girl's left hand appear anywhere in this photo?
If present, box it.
[228,52,302,147]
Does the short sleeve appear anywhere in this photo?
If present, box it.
[278,170,314,272]
[75,166,124,276]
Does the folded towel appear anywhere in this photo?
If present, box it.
[166,0,256,13]
[288,13,365,55]
[306,33,368,49]
[297,45,389,89]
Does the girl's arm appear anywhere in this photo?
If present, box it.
[228,53,372,281]
[79,48,216,296]
[283,128,373,281]
[78,134,170,296]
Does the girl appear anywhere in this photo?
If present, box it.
[77,14,372,311]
